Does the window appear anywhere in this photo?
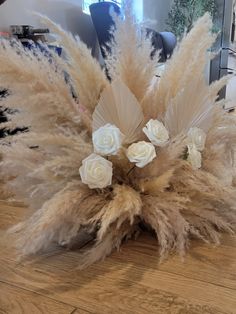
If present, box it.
[83,0,122,15]
[82,0,96,14]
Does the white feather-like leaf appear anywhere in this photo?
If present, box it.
[92,79,144,143]
[164,76,228,136]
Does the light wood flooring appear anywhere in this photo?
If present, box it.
[0,200,236,314]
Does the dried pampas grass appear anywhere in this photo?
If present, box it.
[0,5,236,268]
[105,3,159,103]
[37,13,108,112]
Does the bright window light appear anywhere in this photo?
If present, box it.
[82,0,96,14]
[83,1,122,15]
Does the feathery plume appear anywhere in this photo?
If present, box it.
[0,12,235,268]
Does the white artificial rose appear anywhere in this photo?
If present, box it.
[79,154,113,189]
[187,127,206,152]
[92,124,124,156]
[187,144,202,170]
[143,119,169,147]
[126,141,156,168]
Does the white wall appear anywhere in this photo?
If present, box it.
[142,0,173,31]
[0,0,98,51]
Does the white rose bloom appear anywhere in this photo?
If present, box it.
[79,154,113,189]
[126,141,156,168]
[187,144,202,170]
[143,119,169,147]
[92,124,124,156]
[187,127,206,152]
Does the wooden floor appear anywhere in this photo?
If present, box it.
[0,200,236,314]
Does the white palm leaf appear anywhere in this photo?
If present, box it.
[92,79,144,143]
[164,76,228,136]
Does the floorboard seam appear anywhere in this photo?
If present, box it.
[0,280,86,313]
[1,253,236,293]
[148,269,236,292]
[114,254,236,291]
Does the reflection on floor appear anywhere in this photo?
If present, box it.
[0,200,236,313]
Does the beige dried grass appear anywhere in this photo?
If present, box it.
[38,13,108,112]
[105,2,160,103]
[0,11,236,268]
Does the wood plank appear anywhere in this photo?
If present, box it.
[0,281,76,314]
[1,202,236,290]
[0,202,30,229]
[0,237,235,313]
[117,235,236,290]
[0,261,231,314]
[0,203,236,314]
[0,199,25,208]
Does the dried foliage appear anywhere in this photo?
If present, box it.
[38,13,108,112]
[0,10,236,268]
[105,3,159,103]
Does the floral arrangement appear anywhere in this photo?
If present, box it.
[80,105,206,189]
[0,5,235,268]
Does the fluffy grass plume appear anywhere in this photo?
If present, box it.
[0,7,235,268]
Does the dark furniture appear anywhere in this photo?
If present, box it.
[210,0,235,99]
[89,1,176,62]
[89,1,121,60]
[0,89,8,138]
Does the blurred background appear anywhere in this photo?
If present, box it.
[0,0,235,104]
